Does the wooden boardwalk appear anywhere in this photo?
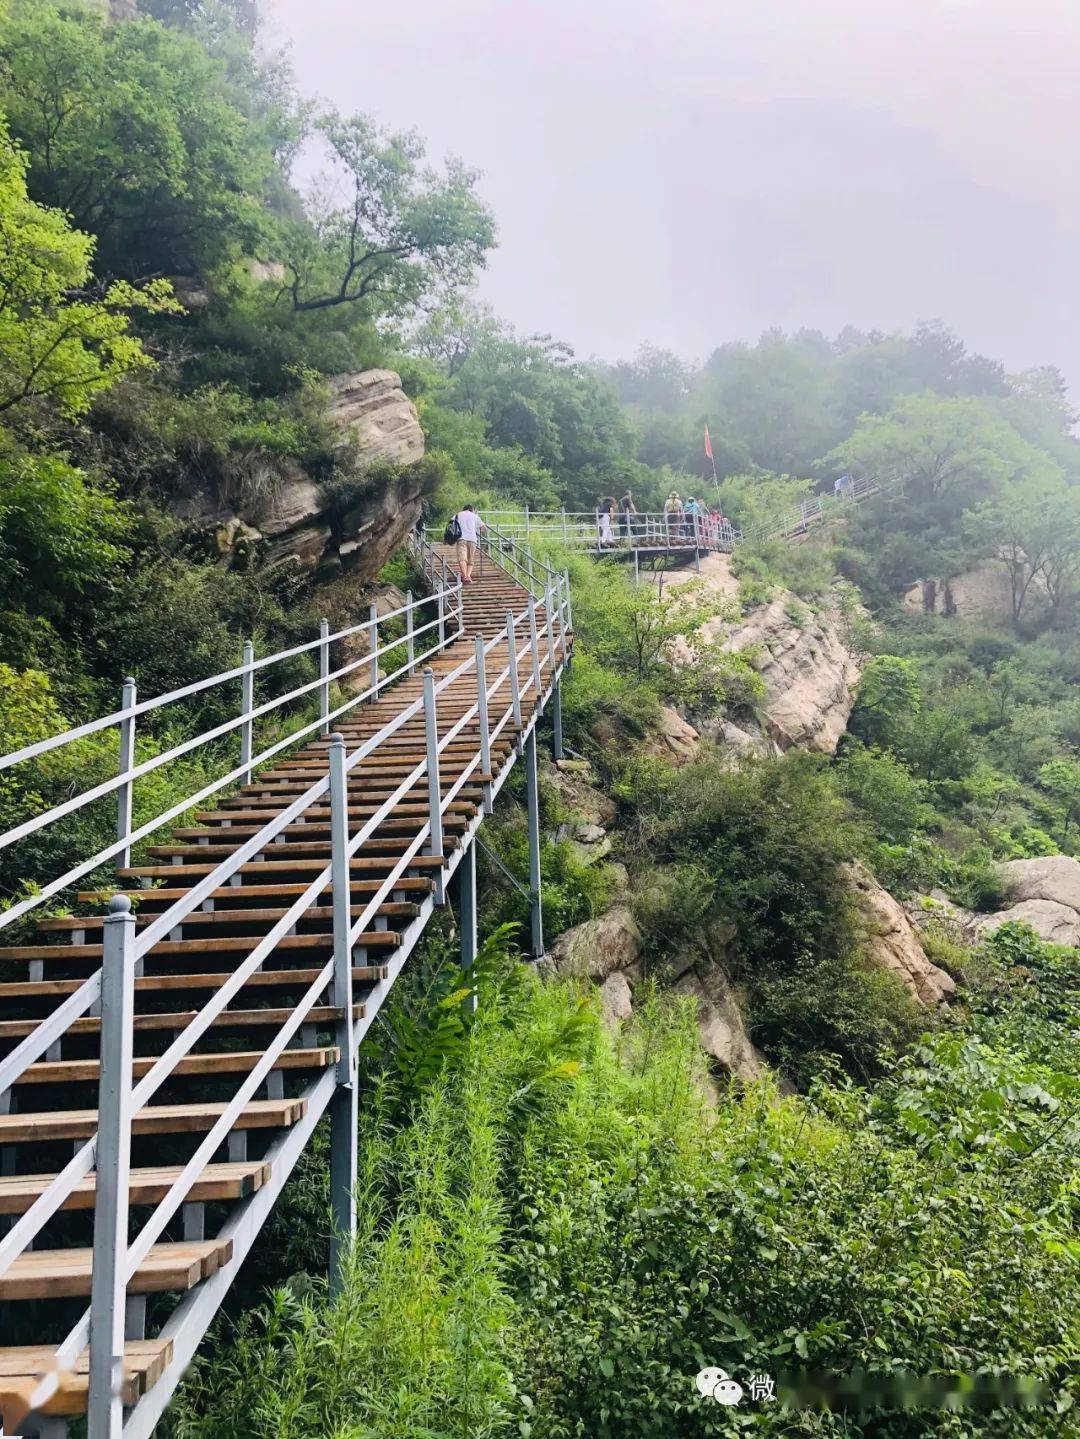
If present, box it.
[0,537,567,1436]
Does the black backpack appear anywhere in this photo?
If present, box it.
[444,515,462,544]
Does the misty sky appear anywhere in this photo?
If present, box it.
[268,0,1080,389]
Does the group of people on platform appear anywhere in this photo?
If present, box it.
[595,490,735,549]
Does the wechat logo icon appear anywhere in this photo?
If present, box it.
[696,1367,744,1406]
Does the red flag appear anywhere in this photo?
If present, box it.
[703,424,714,461]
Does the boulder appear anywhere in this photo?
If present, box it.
[544,757,617,827]
[325,370,426,469]
[599,970,634,1026]
[547,905,643,982]
[642,705,701,765]
[846,863,956,1005]
[974,856,1080,947]
[669,964,765,1082]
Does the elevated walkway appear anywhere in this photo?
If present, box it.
[0,531,568,1437]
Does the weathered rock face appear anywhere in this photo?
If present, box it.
[669,965,764,1081]
[846,863,956,1005]
[179,370,426,583]
[668,555,862,756]
[324,370,426,469]
[974,856,1080,947]
[547,905,644,983]
[903,556,1049,624]
[642,705,701,765]
[546,906,764,1081]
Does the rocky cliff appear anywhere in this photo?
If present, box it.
[667,553,863,756]
[185,370,426,584]
[917,855,1080,949]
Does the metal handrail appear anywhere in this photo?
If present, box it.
[9,534,570,1429]
[0,582,463,933]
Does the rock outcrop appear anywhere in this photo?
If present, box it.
[546,907,764,1082]
[903,557,1049,624]
[180,370,426,583]
[973,856,1080,947]
[667,555,862,756]
[642,706,701,765]
[846,863,956,1005]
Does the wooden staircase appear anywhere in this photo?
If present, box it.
[0,537,567,1436]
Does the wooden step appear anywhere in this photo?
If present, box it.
[14,1046,338,1086]
[0,1097,306,1144]
[0,1238,232,1300]
[0,1004,362,1042]
[0,965,386,1002]
[78,877,433,905]
[0,1339,172,1417]
[0,1160,270,1215]
[37,902,418,932]
[116,854,447,882]
[0,931,399,963]
[171,813,472,841]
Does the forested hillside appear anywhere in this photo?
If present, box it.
[1,1,1077,1434]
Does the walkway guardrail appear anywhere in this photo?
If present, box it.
[0,583,463,936]
[0,529,570,1437]
[477,507,739,553]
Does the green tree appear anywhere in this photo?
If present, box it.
[0,115,175,422]
[964,473,1075,626]
[284,111,494,315]
[1037,757,1080,844]
[0,0,281,280]
[824,392,1058,509]
[849,655,921,748]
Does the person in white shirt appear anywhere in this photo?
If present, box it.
[455,504,484,582]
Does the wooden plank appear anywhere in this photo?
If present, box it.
[37,902,418,931]
[16,1046,339,1086]
[0,1239,233,1300]
[0,1097,307,1143]
[0,965,385,1001]
[0,1161,270,1214]
[0,931,399,962]
[0,1003,364,1041]
[0,1339,172,1416]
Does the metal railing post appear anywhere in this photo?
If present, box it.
[405,590,415,669]
[527,598,542,701]
[369,602,379,695]
[457,573,464,637]
[318,619,330,736]
[475,635,492,814]
[543,583,557,675]
[437,566,446,646]
[240,641,254,785]
[87,894,136,1439]
[116,677,136,871]
[506,612,522,736]
[328,733,357,1297]
[423,667,445,903]
[561,507,568,541]
[563,568,573,636]
[524,504,531,539]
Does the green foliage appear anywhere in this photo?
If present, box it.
[283,111,494,317]
[850,655,922,748]
[1036,757,1080,845]
[0,111,175,424]
[169,938,1079,1439]
[836,742,931,844]
[0,0,283,281]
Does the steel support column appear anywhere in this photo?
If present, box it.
[327,733,357,1299]
[87,896,136,1439]
[524,728,544,958]
[459,841,478,1013]
[551,680,564,761]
